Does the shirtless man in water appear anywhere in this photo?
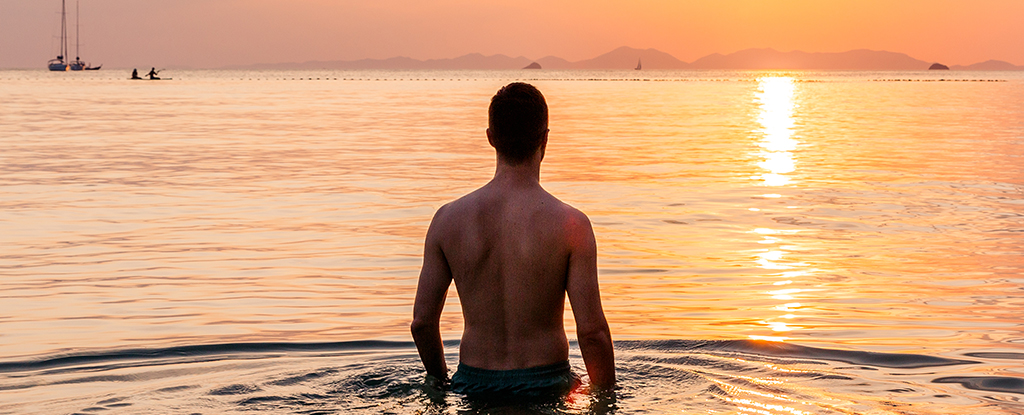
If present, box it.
[411,82,615,398]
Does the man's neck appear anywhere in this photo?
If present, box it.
[491,157,542,188]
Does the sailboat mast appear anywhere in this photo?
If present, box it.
[75,0,80,60]
[58,0,66,59]
[61,0,67,59]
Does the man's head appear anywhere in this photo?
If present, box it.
[488,82,549,165]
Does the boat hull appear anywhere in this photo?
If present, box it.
[48,62,68,71]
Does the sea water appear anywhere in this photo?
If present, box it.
[0,69,1022,414]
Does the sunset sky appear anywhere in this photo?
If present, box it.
[2,0,1023,68]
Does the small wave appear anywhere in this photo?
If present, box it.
[1,339,1020,414]
[964,352,1024,360]
[1,338,980,375]
[934,377,1024,395]
[0,340,428,374]
[1,339,976,374]
[682,339,978,368]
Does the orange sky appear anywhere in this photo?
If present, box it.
[2,0,1022,68]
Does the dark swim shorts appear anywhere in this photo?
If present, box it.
[451,361,580,399]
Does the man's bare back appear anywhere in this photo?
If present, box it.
[411,83,614,395]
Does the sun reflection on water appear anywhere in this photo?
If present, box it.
[754,76,799,187]
[749,76,809,342]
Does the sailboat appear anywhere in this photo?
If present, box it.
[47,0,69,71]
[635,58,642,71]
[69,1,101,70]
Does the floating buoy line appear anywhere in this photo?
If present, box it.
[870,79,1006,82]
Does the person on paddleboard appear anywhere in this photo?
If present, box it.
[131,69,142,80]
[147,67,160,80]
[412,83,615,400]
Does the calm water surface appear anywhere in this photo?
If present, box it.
[1,69,1022,414]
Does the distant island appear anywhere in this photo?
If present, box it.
[225,47,1024,71]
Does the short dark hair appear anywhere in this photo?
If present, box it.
[488,82,548,164]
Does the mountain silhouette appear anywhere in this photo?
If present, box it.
[425,53,534,70]
[689,48,930,70]
[566,46,689,69]
[226,48,1023,71]
[236,53,534,70]
[535,55,574,69]
[951,60,1024,71]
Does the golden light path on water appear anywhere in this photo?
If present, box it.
[755,76,799,187]
[751,76,805,343]
[735,76,820,415]
[744,76,817,415]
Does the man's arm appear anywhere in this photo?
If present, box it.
[411,207,454,382]
[565,212,615,391]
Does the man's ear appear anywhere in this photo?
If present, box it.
[539,129,549,160]
[486,128,496,148]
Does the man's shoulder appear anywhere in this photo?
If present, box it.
[548,196,590,227]
[434,188,483,217]
[530,189,592,230]
[428,189,485,229]
[557,202,594,243]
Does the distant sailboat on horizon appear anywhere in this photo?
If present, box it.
[47,0,69,71]
[48,0,100,71]
[69,0,101,71]
[635,58,642,70]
